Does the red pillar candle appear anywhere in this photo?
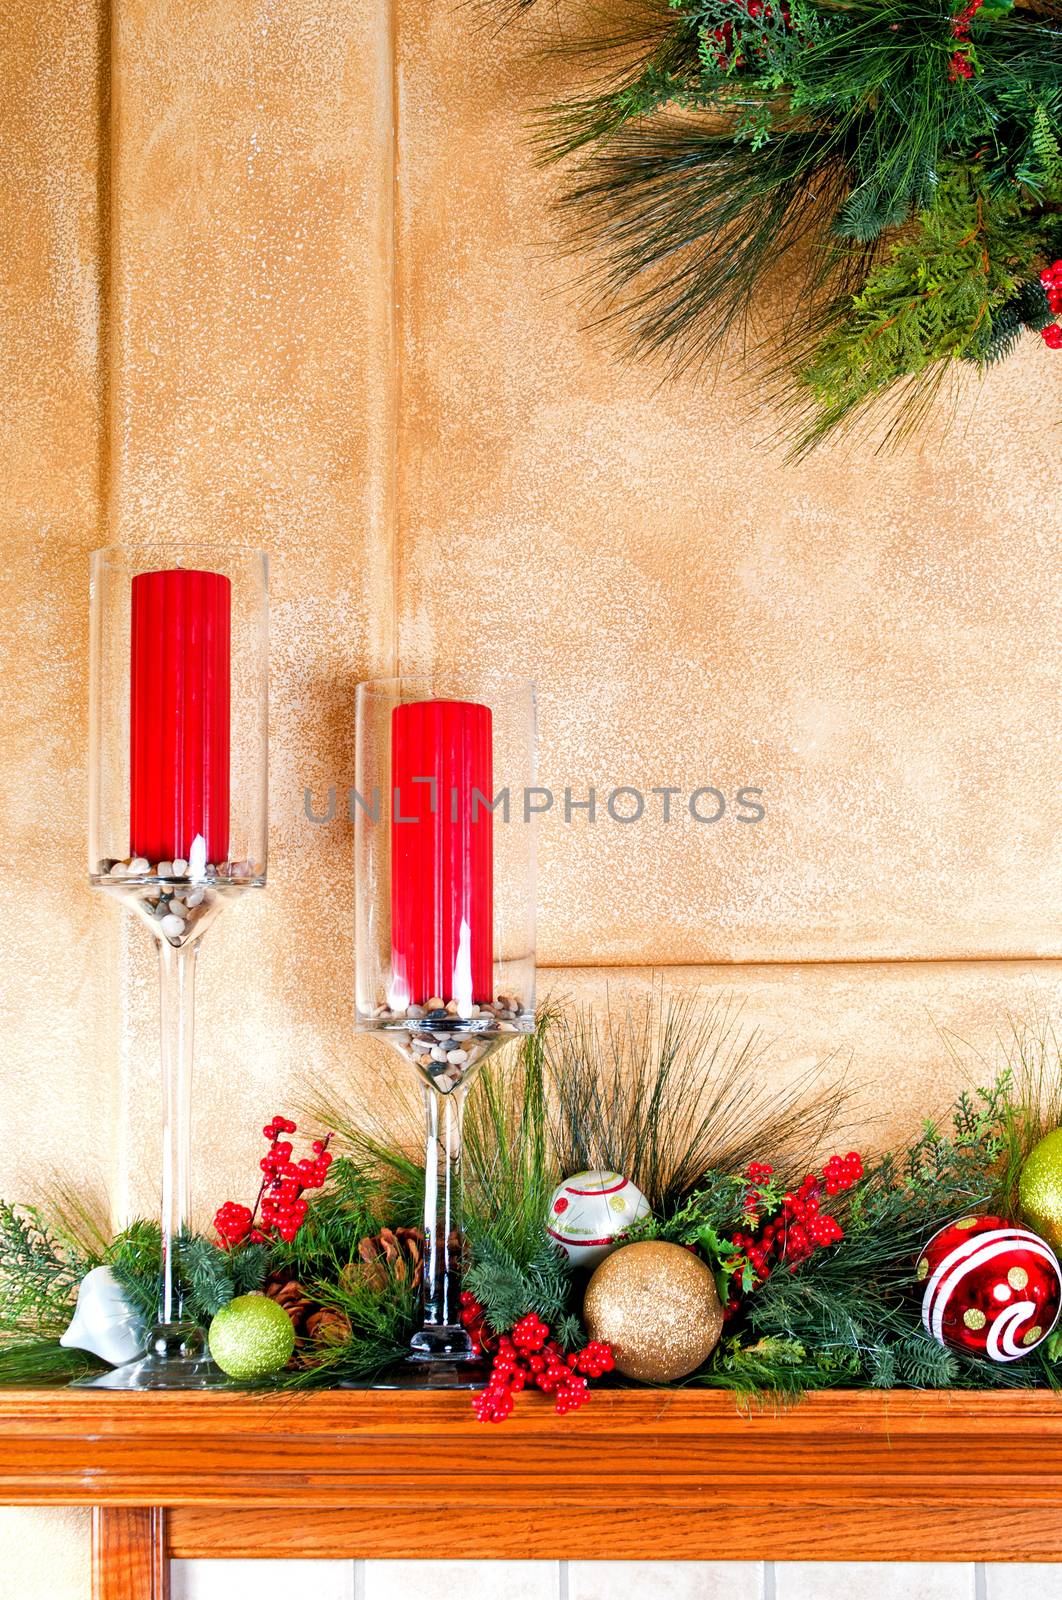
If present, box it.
[390,699,494,1009]
[130,568,231,867]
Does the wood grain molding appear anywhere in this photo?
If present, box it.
[1,1388,1062,1561]
[92,1507,168,1600]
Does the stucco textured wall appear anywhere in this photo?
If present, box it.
[3,0,1062,1591]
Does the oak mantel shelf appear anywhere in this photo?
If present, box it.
[2,1387,1062,1563]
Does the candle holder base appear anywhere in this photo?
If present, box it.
[359,1352,488,1391]
[75,1353,233,1390]
[75,1321,231,1389]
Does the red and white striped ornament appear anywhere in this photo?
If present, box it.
[917,1215,1062,1363]
[547,1171,650,1268]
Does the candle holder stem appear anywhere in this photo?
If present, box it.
[412,1082,473,1364]
[82,907,231,1389]
[156,935,198,1346]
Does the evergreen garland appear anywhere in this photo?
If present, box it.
[496,0,1062,449]
[7,1004,1062,1399]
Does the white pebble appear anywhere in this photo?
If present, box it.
[160,914,185,938]
[430,1046,447,1062]
[184,887,205,908]
[447,1049,468,1065]
[129,857,149,875]
[156,861,173,878]
[167,899,188,919]
[172,859,188,876]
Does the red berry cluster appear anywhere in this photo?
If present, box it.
[822,1151,863,1195]
[725,1151,864,1315]
[214,1116,333,1247]
[742,1160,776,1215]
[459,1292,496,1357]
[472,1313,615,1423]
[1041,260,1062,348]
[948,0,983,80]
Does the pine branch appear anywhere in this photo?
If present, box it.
[546,989,851,1213]
[503,0,1062,444]
[465,1231,571,1332]
[0,1339,107,1387]
[106,1221,161,1322]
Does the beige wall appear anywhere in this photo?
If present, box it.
[3,0,1062,1592]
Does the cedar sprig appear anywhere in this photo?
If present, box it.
[0,1203,88,1339]
[699,1333,855,1396]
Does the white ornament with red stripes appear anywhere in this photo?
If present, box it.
[917,1214,1062,1364]
[547,1170,650,1268]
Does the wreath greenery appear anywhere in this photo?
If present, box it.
[6,1001,1062,1400]
[507,0,1062,450]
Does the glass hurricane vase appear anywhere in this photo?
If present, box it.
[354,675,537,1384]
[86,542,268,1388]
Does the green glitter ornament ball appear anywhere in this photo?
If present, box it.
[1019,1129,1062,1253]
[208,1292,295,1380]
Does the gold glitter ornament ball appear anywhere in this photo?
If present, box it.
[583,1241,723,1383]
[1020,1129,1062,1250]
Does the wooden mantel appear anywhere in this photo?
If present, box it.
[1,1388,1061,1595]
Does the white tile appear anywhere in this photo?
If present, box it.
[987,1567,1062,1600]
[172,1559,356,1600]
[364,1560,559,1600]
[570,1560,763,1600]
[776,1564,974,1600]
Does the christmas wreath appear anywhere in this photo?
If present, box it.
[8,1000,1062,1414]
[508,0,1062,450]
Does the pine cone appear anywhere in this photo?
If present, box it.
[305,1306,353,1347]
[357,1225,425,1293]
[265,1275,314,1335]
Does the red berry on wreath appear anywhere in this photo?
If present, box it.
[471,1317,614,1423]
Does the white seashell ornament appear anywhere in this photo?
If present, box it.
[60,1265,149,1367]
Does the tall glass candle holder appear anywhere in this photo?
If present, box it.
[88,543,268,1388]
[354,676,537,1384]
